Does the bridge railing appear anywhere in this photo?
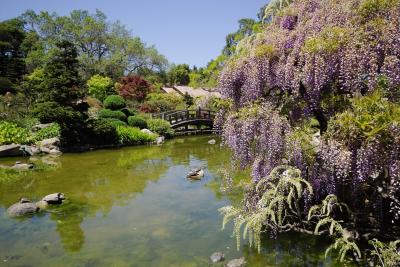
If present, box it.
[151,108,216,126]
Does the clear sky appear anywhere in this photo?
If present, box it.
[0,0,267,67]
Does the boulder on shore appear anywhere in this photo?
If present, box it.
[39,137,60,147]
[7,199,40,217]
[0,144,23,157]
[20,145,41,156]
[156,136,165,145]
[141,129,153,135]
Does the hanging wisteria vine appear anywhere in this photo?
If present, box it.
[218,0,400,264]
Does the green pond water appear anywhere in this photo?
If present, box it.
[0,136,343,267]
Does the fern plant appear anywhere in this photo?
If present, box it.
[308,194,361,262]
[369,238,400,267]
[219,165,312,252]
[325,236,361,262]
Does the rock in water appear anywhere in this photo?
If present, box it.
[36,200,49,210]
[11,162,34,170]
[187,168,205,179]
[156,136,165,145]
[7,199,40,217]
[210,252,225,263]
[208,139,216,145]
[227,257,246,267]
[20,145,41,156]
[0,144,23,157]
[42,193,65,204]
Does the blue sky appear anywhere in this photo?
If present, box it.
[0,0,267,67]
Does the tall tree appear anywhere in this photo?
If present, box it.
[42,40,83,105]
[20,9,168,80]
[167,64,190,85]
[0,18,26,93]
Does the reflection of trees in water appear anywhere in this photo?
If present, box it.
[49,202,87,252]
[0,136,230,253]
[239,232,332,266]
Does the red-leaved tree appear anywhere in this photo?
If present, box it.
[118,75,153,102]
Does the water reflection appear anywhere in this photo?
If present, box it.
[0,136,228,256]
[0,136,341,266]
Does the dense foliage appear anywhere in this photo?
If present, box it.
[32,123,61,142]
[0,9,170,149]
[97,109,127,122]
[118,75,153,102]
[85,118,118,145]
[19,10,168,80]
[218,0,400,264]
[147,119,174,138]
[0,121,30,145]
[103,95,126,110]
[127,116,147,129]
[87,75,114,101]
[116,125,156,145]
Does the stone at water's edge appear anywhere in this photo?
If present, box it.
[156,136,165,145]
[39,137,60,149]
[11,163,34,170]
[7,199,40,217]
[0,144,23,157]
[210,252,225,263]
[21,145,41,156]
[226,257,246,267]
[141,129,153,135]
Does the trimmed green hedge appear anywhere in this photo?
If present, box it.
[104,118,127,127]
[103,95,126,110]
[116,126,156,145]
[127,116,147,129]
[147,119,174,138]
[98,109,127,121]
[85,118,118,145]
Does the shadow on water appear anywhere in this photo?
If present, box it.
[0,136,347,266]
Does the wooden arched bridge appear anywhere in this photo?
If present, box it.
[151,108,220,135]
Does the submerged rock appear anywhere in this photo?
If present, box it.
[208,139,216,145]
[0,144,23,157]
[7,199,40,217]
[227,257,246,267]
[42,193,65,204]
[210,252,225,263]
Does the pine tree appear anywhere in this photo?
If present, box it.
[42,40,83,105]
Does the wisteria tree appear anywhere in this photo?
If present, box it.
[218,0,400,264]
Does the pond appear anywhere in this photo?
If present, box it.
[0,136,342,266]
